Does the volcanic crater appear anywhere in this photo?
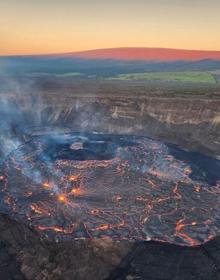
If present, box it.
[1,132,220,246]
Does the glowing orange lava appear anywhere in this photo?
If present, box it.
[92,224,109,231]
[58,194,68,203]
[37,225,65,233]
[3,132,220,246]
[71,188,80,196]
[42,182,50,189]
[68,175,79,182]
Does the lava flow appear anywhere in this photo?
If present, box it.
[0,132,220,246]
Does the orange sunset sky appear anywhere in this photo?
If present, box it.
[0,0,220,55]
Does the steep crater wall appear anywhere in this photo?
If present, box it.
[20,94,220,159]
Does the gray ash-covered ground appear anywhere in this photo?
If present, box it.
[1,132,220,246]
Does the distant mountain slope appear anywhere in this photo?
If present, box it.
[64,48,220,62]
[1,48,220,76]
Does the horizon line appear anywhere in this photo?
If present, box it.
[1,46,220,57]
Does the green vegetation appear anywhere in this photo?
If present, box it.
[109,71,216,84]
[54,72,84,77]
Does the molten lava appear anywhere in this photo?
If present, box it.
[42,182,50,189]
[1,132,220,246]
[58,194,67,203]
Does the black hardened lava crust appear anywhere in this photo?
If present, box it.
[1,132,220,246]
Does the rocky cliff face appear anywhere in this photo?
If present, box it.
[18,93,220,158]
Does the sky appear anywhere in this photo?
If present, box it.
[0,0,220,55]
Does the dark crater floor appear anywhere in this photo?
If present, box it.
[1,132,220,246]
